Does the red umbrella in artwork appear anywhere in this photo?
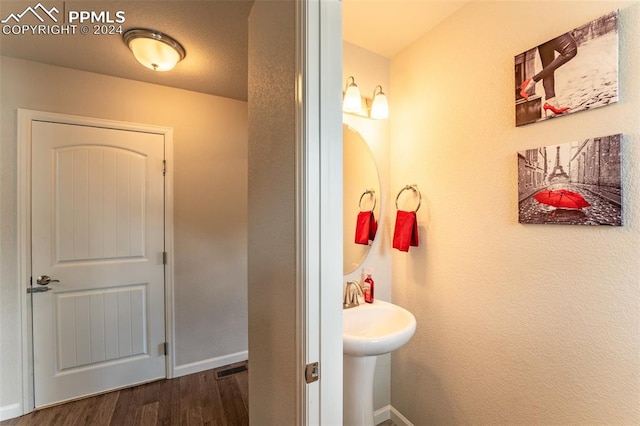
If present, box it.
[534,189,590,210]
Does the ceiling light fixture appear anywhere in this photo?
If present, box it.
[123,28,186,72]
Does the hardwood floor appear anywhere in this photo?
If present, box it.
[1,367,248,426]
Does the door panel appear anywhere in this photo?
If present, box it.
[31,121,166,408]
[55,147,146,262]
[56,285,147,370]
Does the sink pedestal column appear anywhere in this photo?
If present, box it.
[343,354,377,426]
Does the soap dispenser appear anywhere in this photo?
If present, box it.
[363,268,374,303]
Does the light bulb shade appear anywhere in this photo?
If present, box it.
[370,87,389,119]
[124,29,186,72]
[343,77,362,113]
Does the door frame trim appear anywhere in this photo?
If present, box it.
[17,109,175,414]
[295,0,343,423]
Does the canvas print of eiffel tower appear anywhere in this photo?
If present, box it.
[517,134,622,226]
[514,10,619,126]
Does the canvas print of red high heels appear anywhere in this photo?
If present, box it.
[514,10,618,127]
[517,134,622,226]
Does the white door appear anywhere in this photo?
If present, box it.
[31,121,166,408]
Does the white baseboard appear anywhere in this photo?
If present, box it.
[173,350,248,378]
[389,405,414,426]
[374,405,392,424]
[0,403,23,422]
[374,404,414,426]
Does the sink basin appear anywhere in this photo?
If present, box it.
[343,299,416,356]
[343,299,416,425]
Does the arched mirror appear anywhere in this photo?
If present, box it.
[343,124,381,275]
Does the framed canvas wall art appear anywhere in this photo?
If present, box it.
[515,11,618,126]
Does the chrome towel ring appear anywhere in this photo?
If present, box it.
[395,185,421,212]
[358,189,377,211]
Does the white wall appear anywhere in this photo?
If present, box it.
[0,57,248,415]
[390,1,640,424]
[342,41,393,414]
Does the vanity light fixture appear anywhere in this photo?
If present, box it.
[370,85,389,119]
[123,28,186,72]
[343,76,363,113]
[343,77,389,120]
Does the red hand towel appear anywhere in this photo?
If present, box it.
[355,211,378,245]
[393,210,418,252]
[369,212,378,241]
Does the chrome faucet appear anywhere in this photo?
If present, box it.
[343,281,364,309]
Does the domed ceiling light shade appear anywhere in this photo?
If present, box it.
[370,85,389,119]
[123,28,186,71]
[343,76,363,113]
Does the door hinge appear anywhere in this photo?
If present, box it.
[163,342,168,355]
[162,160,166,176]
[305,362,319,384]
[162,251,168,265]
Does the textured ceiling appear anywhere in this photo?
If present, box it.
[343,0,469,58]
[1,1,469,100]
[0,0,253,100]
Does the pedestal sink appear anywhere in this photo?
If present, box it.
[343,300,416,426]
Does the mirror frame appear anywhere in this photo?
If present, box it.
[343,124,381,275]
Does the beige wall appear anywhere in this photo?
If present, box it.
[247,1,297,424]
[342,41,393,413]
[390,1,640,424]
[0,57,248,411]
